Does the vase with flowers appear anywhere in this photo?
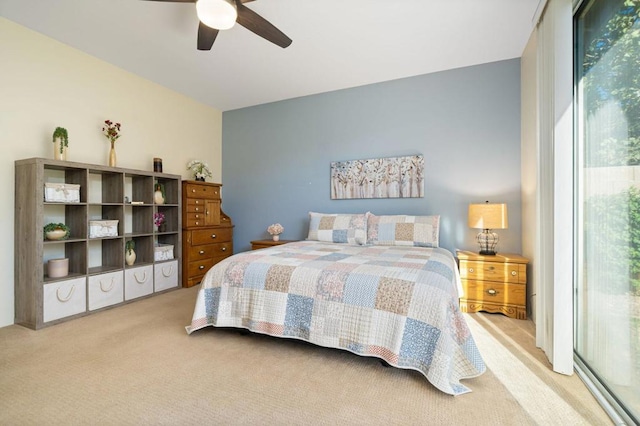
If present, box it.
[154,211,166,232]
[187,160,213,182]
[102,120,122,167]
[267,223,284,241]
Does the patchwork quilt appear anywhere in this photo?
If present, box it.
[187,241,486,395]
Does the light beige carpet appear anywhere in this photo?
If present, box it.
[0,286,612,425]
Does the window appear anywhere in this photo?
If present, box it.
[575,0,640,422]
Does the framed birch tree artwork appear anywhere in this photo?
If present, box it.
[330,155,424,199]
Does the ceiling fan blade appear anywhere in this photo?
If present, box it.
[197,22,219,50]
[236,1,292,48]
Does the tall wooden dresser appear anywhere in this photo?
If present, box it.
[182,181,233,288]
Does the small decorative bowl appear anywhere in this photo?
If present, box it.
[46,229,68,240]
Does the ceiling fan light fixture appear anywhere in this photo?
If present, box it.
[196,0,237,30]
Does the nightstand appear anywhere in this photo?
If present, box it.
[456,250,529,320]
[250,239,297,250]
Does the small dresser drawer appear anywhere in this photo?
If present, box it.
[154,260,179,292]
[185,212,206,227]
[184,183,220,200]
[43,277,87,323]
[88,271,124,311]
[125,265,154,301]
[461,280,526,306]
[459,260,526,284]
[191,227,233,245]
[186,199,207,212]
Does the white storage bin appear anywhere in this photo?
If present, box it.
[125,265,153,301]
[88,271,124,311]
[44,183,80,203]
[89,220,119,238]
[154,260,178,292]
[154,244,174,261]
[43,277,87,323]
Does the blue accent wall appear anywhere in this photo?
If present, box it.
[222,59,521,255]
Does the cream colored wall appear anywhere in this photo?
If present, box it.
[521,30,538,322]
[0,18,222,328]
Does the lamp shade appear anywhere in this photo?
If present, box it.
[196,0,237,30]
[468,202,508,230]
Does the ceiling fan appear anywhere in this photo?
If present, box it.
[143,0,292,50]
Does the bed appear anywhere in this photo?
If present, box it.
[186,212,486,395]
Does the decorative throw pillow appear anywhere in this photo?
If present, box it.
[307,212,367,245]
[366,213,440,247]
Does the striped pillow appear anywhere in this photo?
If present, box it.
[366,213,440,247]
[307,212,367,245]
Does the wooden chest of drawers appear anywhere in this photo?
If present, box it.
[456,250,529,320]
[182,181,233,288]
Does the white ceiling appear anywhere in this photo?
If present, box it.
[1,0,541,111]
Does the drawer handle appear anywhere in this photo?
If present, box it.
[195,200,199,204]
[134,272,147,284]
[100,277,115,292]
[195,207,200,211]
[199,250,205,254]
[468,268,474,273]
[162,266,173,277]
[487,266,495,271]
[211,234,217,239]
[486,289,499,296]
[56,285,75,302]
[199,265,205,270]
[206,210,209,215]
[214,191,218,195]
[195,222,199,225]
[511,271,517,276]
[221,247,226,251]
[192,189,196,193]
[195,214,199,218]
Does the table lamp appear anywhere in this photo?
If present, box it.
[468,201,508,255]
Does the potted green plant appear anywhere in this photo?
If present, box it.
[125,240,135,254]
[44,223,71,240]
[125,240,136,265]
[52,127,69,161]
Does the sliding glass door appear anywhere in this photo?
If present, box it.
[574,0,640,422]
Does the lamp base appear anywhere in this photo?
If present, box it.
[476,229,499,256]
[479,249,497,256]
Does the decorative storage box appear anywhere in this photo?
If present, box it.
[44,183,80,203]
[89,220,119,238]
[154,244,174,261]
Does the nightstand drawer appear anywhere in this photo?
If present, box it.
[459,260,526,284]
[461,280,526,306]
